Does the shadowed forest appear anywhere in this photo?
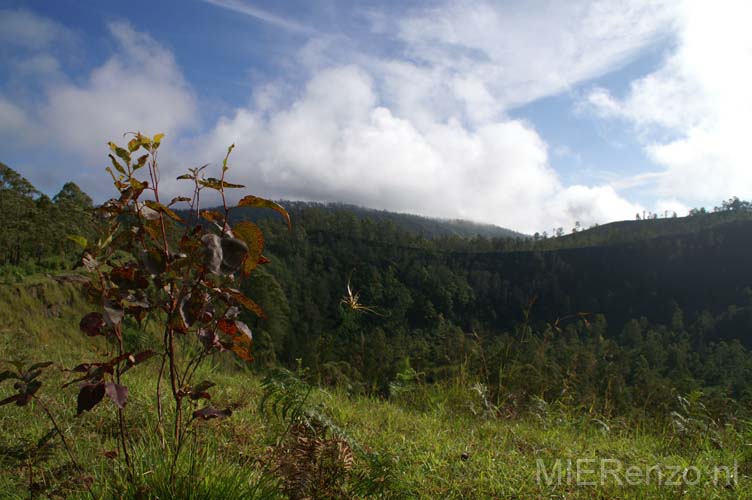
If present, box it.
[1,153,752,499]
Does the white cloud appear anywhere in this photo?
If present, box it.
[40,22,198,160]
[392,0,678,117]
[586,0,752,206]
[202,0,314,34]
[0,3,669,232]
[175,0,668,232]
[655,198,689,217]
[0,19,199,196]
[0,97,36,145]
[546,185,643,229]
[0,9,73,50]
[177,65,639,233]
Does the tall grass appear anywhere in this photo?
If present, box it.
[1,277,750,499]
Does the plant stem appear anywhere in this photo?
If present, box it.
[156,352,166,449]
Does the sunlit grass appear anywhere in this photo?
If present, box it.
[1,277,750,499]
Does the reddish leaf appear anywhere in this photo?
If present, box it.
[220,237,248,273]
[237,196,291,230]
[192,406,232,420]
[225,289,266,319]
[198,328,223,352]
[144,200,183,222]
[216,318,253,361]
[190,380,215,400]
[0,370,18,384]
[233,221,264,275]
[103,302,124,328]
[110,265,148,289]
[202,233,222,274]
[235,321,252,342]
[179,292,206,327]
[132,350,156,364]
[121,350,156,375]
[104,382,128,409]
[80,312,106,336]
[77,383,105,414]
[221,319,253,361]
[28,361,53,371]
[0,394,23,406]
[200,210,224,224]
[217,319,238,336]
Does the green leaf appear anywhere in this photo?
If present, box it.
[168,196,192,207]
[135,153,149,170]
[199,178,245,190]
[153,133,165,146]
[108,142,131,165]
[237,196,291,229]
[127,137,141,153]
[105,166,119,183]
[222,144,235,172]
[108,154,126,175]
[67,235,88,249]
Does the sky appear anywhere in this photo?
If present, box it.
[0,0,750,234]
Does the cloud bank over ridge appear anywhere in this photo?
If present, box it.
[3,1,742,233]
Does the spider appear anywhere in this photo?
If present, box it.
[552,312,592,333]
[340,271,383,316]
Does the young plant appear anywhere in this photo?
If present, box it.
[0,360,91,495]
[70,132,290,483]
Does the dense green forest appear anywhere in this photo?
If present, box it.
[3,162,752,419]
[239,203,752,418]
[0,163,95,269]
[2,159,752,498]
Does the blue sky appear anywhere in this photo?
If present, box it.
[1,0,749,233]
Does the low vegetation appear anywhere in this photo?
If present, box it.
[1,134,751,498]
[1,278,750,498]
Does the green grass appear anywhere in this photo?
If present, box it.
[1,278,750,499]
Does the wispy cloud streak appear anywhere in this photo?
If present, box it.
[203,0,314,34]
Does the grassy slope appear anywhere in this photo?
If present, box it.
[546,210,752,250]
[1,277,750,499]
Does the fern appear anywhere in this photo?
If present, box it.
[259,367,395,499]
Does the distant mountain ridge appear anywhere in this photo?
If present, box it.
[535,209,752,251]
[233,200,525,240]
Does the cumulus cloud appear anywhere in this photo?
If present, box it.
[0,8,74,50]
[0,97,35,145]
[41,22,198,161]
[1,3,667,232]
[173,0,665,232]
[176,65,640,233]
[0,15,198,196]
[586,0,752,207]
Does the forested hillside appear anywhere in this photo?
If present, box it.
[2,161,752,416]
[0,163,95,270]
[2,159,752,498]
[234,204,752,416]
